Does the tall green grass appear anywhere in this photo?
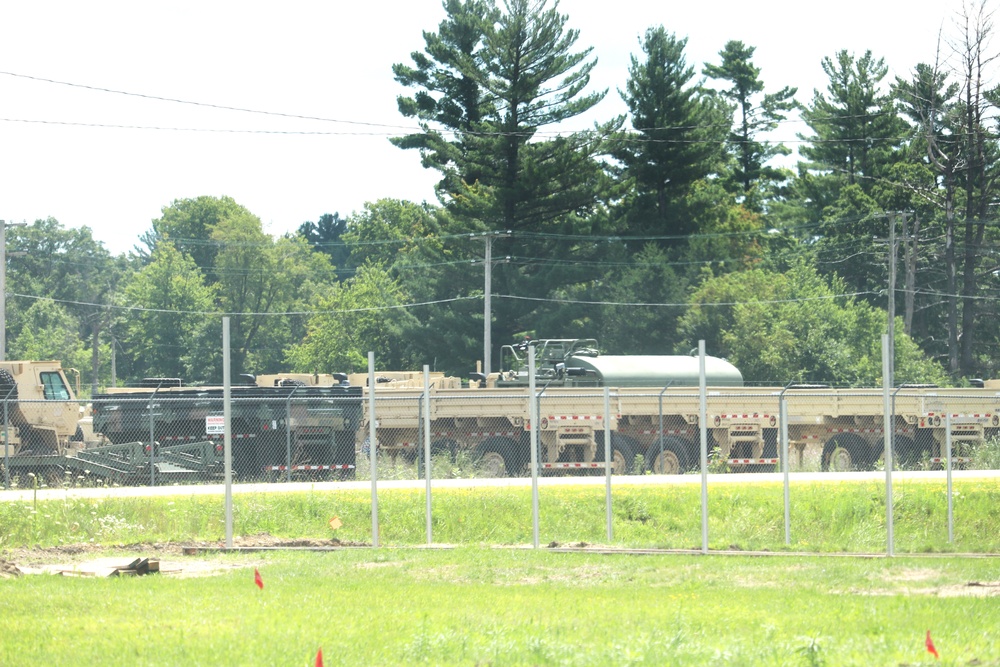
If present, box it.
[2,479,998,553]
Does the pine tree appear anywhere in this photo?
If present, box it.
[703,40,798,211]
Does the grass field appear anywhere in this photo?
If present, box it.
[2,480,999,665]
[2,478,1000,553]
[2,548,999,666]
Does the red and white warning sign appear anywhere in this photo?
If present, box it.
[205,414,225,435]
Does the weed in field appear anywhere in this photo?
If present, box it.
[796,636,825,667]
[972,436,1000,470]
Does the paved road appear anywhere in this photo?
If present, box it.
[1,470,996,502]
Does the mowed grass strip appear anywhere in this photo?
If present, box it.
[2,548,999,666]
[2,479,1000,553]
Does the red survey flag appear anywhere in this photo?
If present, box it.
[315,647,324,667]
[925,630,939,659]
[254,568,264,590]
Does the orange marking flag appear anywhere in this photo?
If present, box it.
[925,630,939,660]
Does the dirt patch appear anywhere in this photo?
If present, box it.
[0,533,368,578]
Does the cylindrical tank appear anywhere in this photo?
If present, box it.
[567,354,743,387]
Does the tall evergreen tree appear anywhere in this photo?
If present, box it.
[613,26,730,237]
[392,0,618,369]
[298,213,352,281]
[703,40,798,211]
[798,50,906,199]
[392,0,499,194]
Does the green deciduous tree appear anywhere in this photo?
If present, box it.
[8,300,95,379]
[6,217,120,393]
[141,196,254,278]
[118,242,215,381]
[211,213,336,377]
[286,262,419,373]
[678,262,947,386]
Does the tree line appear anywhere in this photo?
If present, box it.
[7,0,1000,393]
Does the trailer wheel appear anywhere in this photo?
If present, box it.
[822,434,867,471]
[646,437,690,474]
[473,437,523,478]
[594,433,636,475]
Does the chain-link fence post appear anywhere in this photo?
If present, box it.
[284,388,296,483]
[699,341,709,554]
[148,392,156,488]
[780,386,791,546]
[423,366,432,545]
[603,386,613,542]
[882,334,894,556]
[529,346,539,549]
[946,412,954,543]
[2,390,10,489]
[368,351,379,548]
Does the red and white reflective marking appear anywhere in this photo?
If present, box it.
[637,429,693,436]
[265,465,356,471]
[727,458,779,465]
[541,462,609,469]
[545,415,603,421]
[393,432,518,447]
[926,412,993,419]
[718,414,771,419]
[826,428,914,435]
[929,457,973,464]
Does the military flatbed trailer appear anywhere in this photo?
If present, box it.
[2,440,225,487]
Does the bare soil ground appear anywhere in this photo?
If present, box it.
[0,534,368,578]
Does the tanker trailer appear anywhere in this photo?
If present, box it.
[387,339,745,476]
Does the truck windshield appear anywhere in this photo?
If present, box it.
[40,372,71,400]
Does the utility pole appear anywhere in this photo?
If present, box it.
[0,220,27,361]
[472,231,510,377]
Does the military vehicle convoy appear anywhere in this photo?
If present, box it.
[2,339,999,486]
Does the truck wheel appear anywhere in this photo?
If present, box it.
[595,433,636,475]
[646,437,690,474]
[0,368,17,401]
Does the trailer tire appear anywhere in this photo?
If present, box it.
[645,437,690,474]
[0,368,17,402]
[822,434,867,471]
[474,437,524,478]
[595,432,636,475]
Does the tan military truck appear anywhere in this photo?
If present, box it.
[0,360,81,456]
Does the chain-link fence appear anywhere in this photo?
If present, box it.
[2,382,999,488]
[2,368,999,553]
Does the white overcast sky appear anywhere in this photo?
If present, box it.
[0,0,986,255]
